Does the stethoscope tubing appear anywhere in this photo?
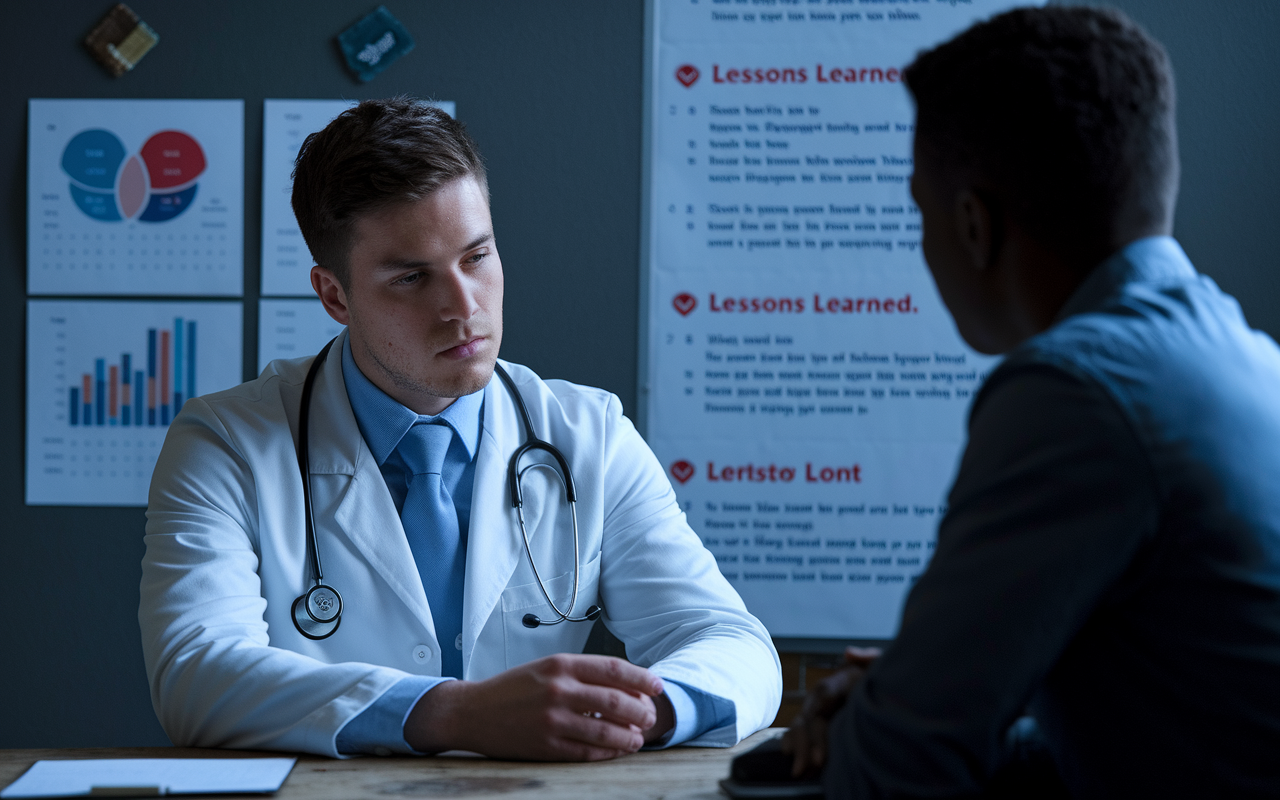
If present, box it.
[515,465,582,625]
[297,338,335,590]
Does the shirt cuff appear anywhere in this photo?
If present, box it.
[647,679,736,749]
[335,676,452,755]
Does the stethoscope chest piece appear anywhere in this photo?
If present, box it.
[293,583,343,640]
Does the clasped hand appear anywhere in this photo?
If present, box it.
[780,646,881,777]
[404,653,673,761]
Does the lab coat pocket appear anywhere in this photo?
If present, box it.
[500,552,601,669]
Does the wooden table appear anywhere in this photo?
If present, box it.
[0,729,779,799]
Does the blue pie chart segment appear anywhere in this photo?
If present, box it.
[68,184,122,221]
[140,184,198,223]
[62,129,127,220]
[62,129,125,189]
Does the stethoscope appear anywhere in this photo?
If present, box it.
[291,337,603,640]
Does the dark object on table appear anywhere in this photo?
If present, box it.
[83,3,158,77]
[720,736,823,799]
[985,717,1072,800]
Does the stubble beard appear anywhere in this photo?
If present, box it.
[351,311,502,406]
[361,333,494,402]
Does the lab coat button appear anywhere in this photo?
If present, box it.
[412,644,431,662]
[454,633,463,651]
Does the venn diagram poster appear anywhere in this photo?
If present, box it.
[28,99,244,296]
[643,0,1038,640]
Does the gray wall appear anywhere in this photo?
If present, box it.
[1088,0,1280,320]
[0,1,1275,748]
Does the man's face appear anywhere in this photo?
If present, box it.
[910,140,1007,355]
[314,175,504,415]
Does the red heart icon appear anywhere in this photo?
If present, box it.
[672,293,697,316]
[675,64,700,88]
[670,460,695,484]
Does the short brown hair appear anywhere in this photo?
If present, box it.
[291,97,488,287]
[904,7,1177,257]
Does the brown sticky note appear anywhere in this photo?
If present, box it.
[84,3,159,77]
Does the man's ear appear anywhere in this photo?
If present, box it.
[954,189,1000,272]
[311,266,351,325]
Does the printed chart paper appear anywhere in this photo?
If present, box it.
[258,298,345,373]
[27,300,243,506]
[261,99,456,297]
[28,99,244,296]
[644,0,1038,639]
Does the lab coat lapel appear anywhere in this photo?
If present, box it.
[307,332,439,642]
[461,364,526,674]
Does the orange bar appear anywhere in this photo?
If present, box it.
[82,374,92,413]
[160,330,171,406]
[123,382,131,407]
[108,365,119,419]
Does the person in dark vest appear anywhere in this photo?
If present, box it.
[783,7,1280,797]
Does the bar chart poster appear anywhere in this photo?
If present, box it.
[257,298,345,375]
[28,99,244,296]
[261,99,455,297]
[641,0,1038,639]
[27,300,243,506]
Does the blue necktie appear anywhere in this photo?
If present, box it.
[397,422,466,679]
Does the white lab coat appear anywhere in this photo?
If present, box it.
[140,332,780,757]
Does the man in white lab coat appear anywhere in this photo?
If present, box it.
[140,98,780,759]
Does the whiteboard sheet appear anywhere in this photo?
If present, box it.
[26,300,243,506]
[0,758,295,798]
[28,99,244,296]
[643,0,1040,639]
[260,99,456,297]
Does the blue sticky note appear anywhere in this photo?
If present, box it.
[337,6,415,82]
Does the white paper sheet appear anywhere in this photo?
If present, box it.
[1,758,295,798]
[257,298,345,373]
[28,99,245,296]
[260,99,456,297]
[642,1,1042,639]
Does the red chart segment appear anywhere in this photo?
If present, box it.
[138,131,206,222]
[140,131,206,189]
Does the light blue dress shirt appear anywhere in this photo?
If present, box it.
[334,340,726,755]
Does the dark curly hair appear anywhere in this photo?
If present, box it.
[904,6,1177,257]
[291,97,488,288]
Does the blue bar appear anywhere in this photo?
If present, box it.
[69,387,79,426]
[122,353,132,427]
[174,318,184,411]
[95,359,106,426]
[148,329,157,427]
[134,371,144,426]
[186,320,197,400]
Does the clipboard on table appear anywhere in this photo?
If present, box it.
[1,758,296,798]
